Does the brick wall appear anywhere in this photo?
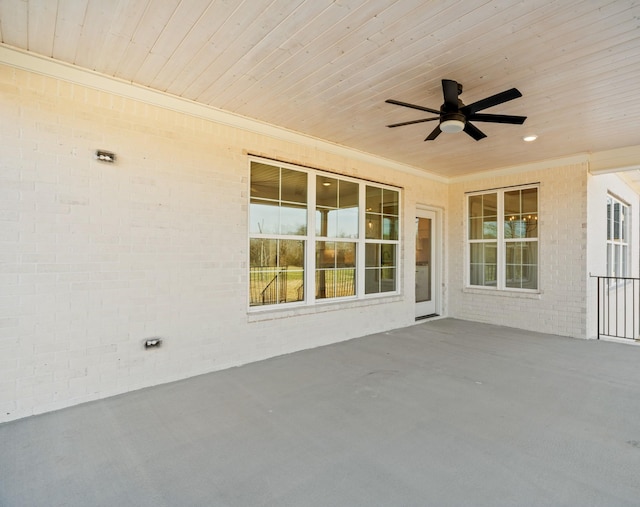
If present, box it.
[447,163,590,338]
[0,64,448,422]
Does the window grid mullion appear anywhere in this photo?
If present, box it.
[497,189,505,290]
[307,175,317,304]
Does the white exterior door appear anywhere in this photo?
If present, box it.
[415,209,438,318]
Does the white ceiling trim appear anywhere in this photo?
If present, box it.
[449,153,590,184]
[0,44,448,184]
[589,146,640,175]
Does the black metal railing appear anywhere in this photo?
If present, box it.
[593,275,640,340]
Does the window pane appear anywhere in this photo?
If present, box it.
[366,186,382,213]
[381,244,395,266]
[470,264,482,285]
[470,243,483,263]
[249,267,278,306]
[340,181,359,208]
[483,218,497,239]
[366,213,381,239]
[383,216,398,240]
[280,204,307,235]
[522,188,537,213]
[250,238,277,267]
[613,203,620,240]
[505,188,537,239]
[316,269,356,299]
[336,208,358,238]
[317,176,337,207]
[469,241,497,287]
[336,242,356,268]
[249,239,304,306]
[504,190,520,216]
[365,269,379,294]
[316,208,335,237]
[250,163,279,200]
[250,200,279,234]
[506,241,537,289]
[607,198,612,240]
[316,241,335,269]
[483,193,497,217]
[469,218,482,239]
[365,243,379,267]
[281,168,307,204]
[383,189,399,216]
[508,216,536,238]
[280,239,304,267]
[381,267,396,292]
[485,243,497,264]
[469,195,483,219]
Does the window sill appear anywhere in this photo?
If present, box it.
[247,293,403,322]
[462,286,542,300]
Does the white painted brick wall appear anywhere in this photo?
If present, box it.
[448,164,590,338]
[586,173,640,338]
[0,65,449,422]
[4,62,628,423]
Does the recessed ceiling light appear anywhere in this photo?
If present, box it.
[523,135,538,142]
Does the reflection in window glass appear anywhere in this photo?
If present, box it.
[249,238,304,306]
[365,243,396,294]
[316,242,356,299]
[250,160,400,306]
[468,186,538,291]
[250,165,307,237]
[316,177,358,238]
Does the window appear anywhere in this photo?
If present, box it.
[607,195,629,277]
[468,185,538,291]
[249,160,400,307]
[365,186,399,294]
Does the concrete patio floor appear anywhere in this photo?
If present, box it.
[2,318,640,506]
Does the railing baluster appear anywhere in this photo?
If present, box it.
[592,275,639,340]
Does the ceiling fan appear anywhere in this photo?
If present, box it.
[386,79,526,141]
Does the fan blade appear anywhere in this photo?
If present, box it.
[461,88,522,115]
[442,79,459,109]
[386,99,441,115]
[469,113,527,124]
[425,125,441,141]
[387,117,439,128]
[464,122,487,141]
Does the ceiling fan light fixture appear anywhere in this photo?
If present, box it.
[440,119,465,133]
[440,112,466,134]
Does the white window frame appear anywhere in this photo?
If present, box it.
[248,157,401,309]
[606,194,630,278]
[466,184,539,292]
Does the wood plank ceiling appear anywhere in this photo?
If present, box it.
[1,0,639,178]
